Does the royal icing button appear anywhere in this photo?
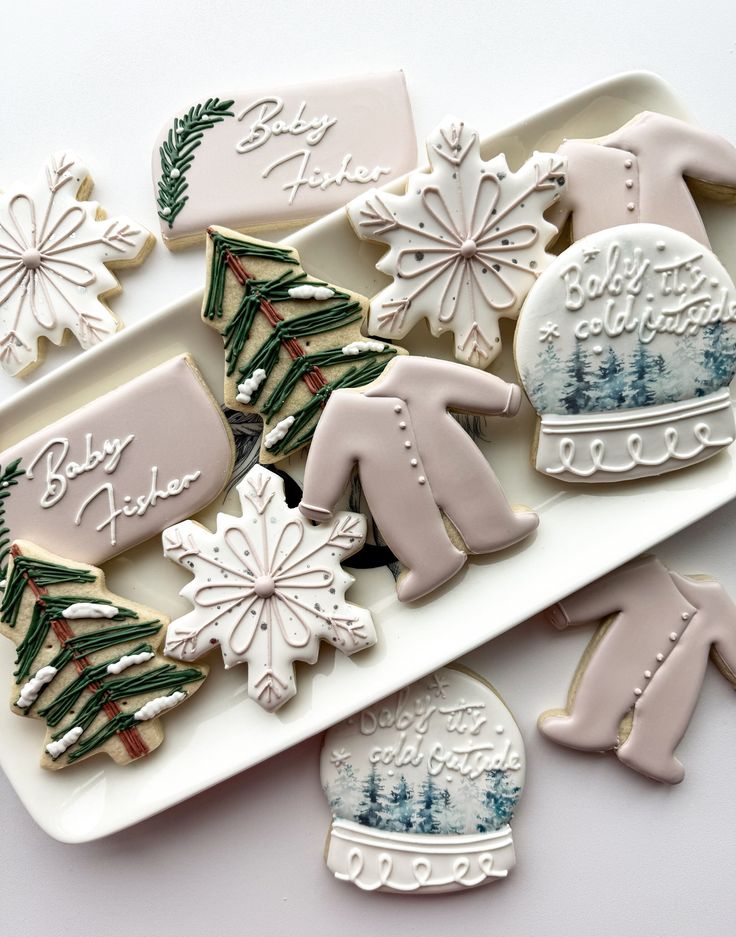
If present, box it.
[320,666,525,894]
[163,465,375,713]
[346,116,566,368]
[153,72,416,249]
[516,223,736,484]
[539,555,736,784]
[0,355,234,576]
[0,540,206,770]
[0,152,153,378]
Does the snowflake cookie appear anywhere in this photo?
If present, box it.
[346,117,566,368]
[0,540,206,769]
[162,464,375,712]
[0,152,154,377]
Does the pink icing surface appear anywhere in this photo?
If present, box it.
[0,355,233,567]
[153,72,416,245]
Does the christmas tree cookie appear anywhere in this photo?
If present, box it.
[346,117,566,368]
[0,541,206,769]
[163,464,375,712]
[0,152,154,377]
[515,223,736,482]
[321,666,526,894]
[202,225,406,464]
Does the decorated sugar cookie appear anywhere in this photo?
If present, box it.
[539,555,736,784]
[153,72,416,248]
[0,355,234,577]
[321,666,525,893]
[516,223,736,482]
[299,355,538,603]
[346,117,566,367]
[0,152,154,377]
[202,226,405,464]
[0,541,206,769]
[548,111,736,248]
[163,464,375,712]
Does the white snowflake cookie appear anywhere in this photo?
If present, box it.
[0,152,154,377]
[162,464,375,712]
[346,117,566,367]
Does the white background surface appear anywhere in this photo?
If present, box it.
[1,2,736,935]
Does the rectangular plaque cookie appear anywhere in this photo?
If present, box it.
[0,355,234,574]
[152,71,416,249]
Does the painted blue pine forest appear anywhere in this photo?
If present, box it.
[522,321,736,415]
[325,763,521,836]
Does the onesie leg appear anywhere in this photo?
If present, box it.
[616,640,710,784]
[426,426,538,554]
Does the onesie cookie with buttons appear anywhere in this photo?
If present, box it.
[299,355,538,603]
[515,223,736,482]
[539,555,736,784]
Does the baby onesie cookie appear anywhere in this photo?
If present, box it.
[299,355,538,603]
[321,666,525,893]
[202,226,406,464]
[515,223,736,482]
[346,117,566,367]
[163,464,375,712]
[539,555,736,784]
[548,111,736,248]
[153,72,416,249]
[0,152,154,377]
[0,540,206,769]
[0,355,234,576]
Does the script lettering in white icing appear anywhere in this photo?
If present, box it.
[74,466,202,546]
[235,97,337,153]
[262,150,391,205]
[24,434,135,508]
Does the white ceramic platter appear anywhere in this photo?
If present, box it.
[2,71,736,843]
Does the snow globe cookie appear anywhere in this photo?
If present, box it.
[320,666,525,893]
[515,223,736,482]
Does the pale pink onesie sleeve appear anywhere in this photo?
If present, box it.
[426,357,521,415]
[544,557,666,630]
[654,113,736,189]
[299,394,357,522]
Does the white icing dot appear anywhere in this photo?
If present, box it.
[624,158,633,169]
[656,653,664,662]
[592,345,603,355]
[404,440,412,449]
[410,458,418,467]
[625,179,633,189]
[399,421,406,429]
[669,632,678,641]
[394,405,402,413]
[644,670,652,679]
[626,202,635,211]
[495,725,504,734]
[656,241,666,251]
[170,167,181,179]
[634,688,642,696]
[418,476,426,485]
[161,206,171,216]
[681,612,690,621]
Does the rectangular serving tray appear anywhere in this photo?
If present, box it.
[1,70,735,842]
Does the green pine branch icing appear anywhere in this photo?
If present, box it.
[0,459,24,578]
[1,550,205,765]
[157,97,235,228]
[203,229,401,459]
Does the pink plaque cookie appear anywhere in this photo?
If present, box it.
[0,355,234,575]
[152,72,416,249]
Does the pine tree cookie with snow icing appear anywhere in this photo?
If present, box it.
[202,226,406,464]
[346,116,566,368]
[320,666,525,894]
[0,541,206,769]
[515,223,736,482]
[162,464,375,713]
[0,152,154,377]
